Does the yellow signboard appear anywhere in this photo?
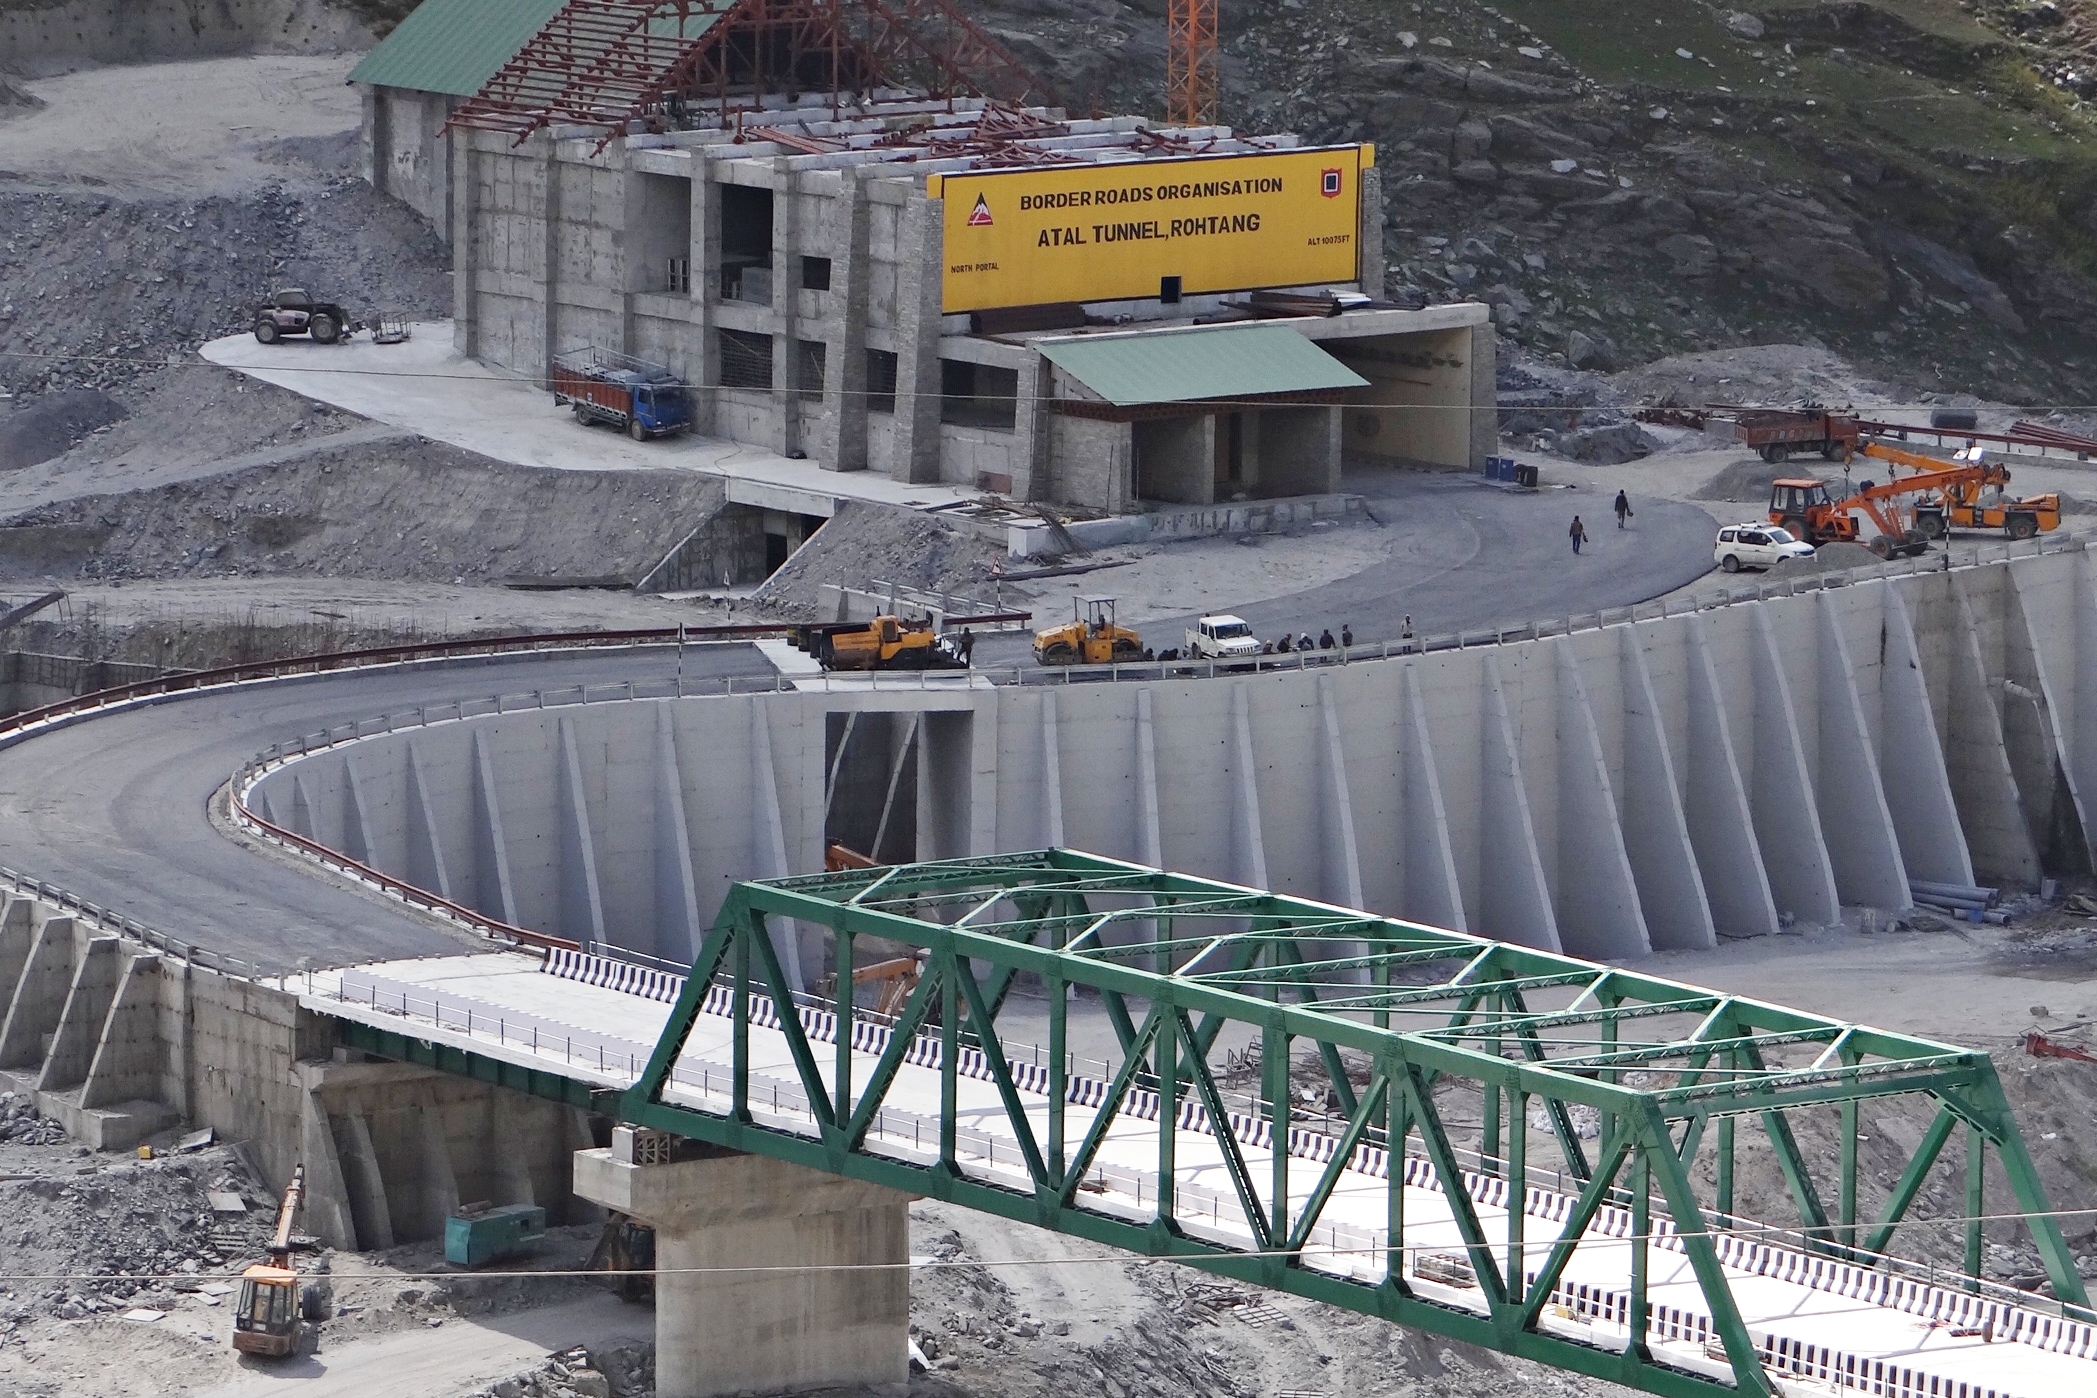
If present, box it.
[930,146,1369,314]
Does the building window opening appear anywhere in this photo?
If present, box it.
[1160,275,1182,305]
[667,258,692,294]
[866,349,899,414]
[801,256,832,291]
[718,329,774,390]
[939,359,1018,431]
[720,184,774,304]
[795,339,827,401]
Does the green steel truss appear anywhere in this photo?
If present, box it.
[621,851,2089,1398]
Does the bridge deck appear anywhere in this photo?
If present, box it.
[299,952,2097,1398]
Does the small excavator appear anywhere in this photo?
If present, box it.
[1767,439,2061,556]
[1033,596,1146,666]
[231,1164,313,1358]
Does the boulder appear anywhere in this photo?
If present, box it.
[1451,159,1500,188]
[1724,11,1766,40]
[1565,329,1615,369]
[1451,118,1494,160]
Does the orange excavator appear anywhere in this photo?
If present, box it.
[1766,440,2060,556]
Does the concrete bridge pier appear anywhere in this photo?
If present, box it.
[574,1131,914,1398]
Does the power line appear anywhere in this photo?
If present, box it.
[0,1203,2091,1286]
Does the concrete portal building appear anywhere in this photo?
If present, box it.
[351,0,1496,514]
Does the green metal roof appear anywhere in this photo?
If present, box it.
[349,0,572,97]
[1038,325,1368,409]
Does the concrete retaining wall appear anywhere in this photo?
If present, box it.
[0,891,598,1248]
[248,547,2097,967]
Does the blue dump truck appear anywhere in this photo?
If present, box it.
[551,346,693,441]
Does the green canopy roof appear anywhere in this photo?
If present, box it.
[350,0,571,97]
[1038,324,1368,409]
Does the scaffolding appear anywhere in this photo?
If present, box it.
[447,0,1048,145]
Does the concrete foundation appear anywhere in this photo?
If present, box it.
[0,890,602,1234]
[575,1134,913,1398]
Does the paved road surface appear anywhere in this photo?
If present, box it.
[0,646,770,971]
[198,1293,651,1398]
[975,468,1720,664]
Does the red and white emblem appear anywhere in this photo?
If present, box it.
[967,193,994,226]
[1321,168,1343,198]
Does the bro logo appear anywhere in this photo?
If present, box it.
[1320,168,1343,198]
[967,194,994,226]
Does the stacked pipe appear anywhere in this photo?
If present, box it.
[1909,880,2006,924]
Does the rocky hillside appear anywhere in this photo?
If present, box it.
[985,0,2097,405]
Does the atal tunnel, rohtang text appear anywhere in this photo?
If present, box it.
[243,545,2097,971]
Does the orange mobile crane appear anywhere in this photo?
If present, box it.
[1767,441,2062,556]
[1854,440,2060,543]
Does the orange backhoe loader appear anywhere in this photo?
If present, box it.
[231,1164,313,1358]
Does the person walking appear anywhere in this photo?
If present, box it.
[1570,515,1587,554]
[956,626,976,664]
[1614,490,1633,528]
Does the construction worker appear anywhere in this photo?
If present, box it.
[1318,628,1336,649]
[1570,515,1587,554]
[956,627,975,664]
[1614,490,1633,528]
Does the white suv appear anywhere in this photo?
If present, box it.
[1714,523,1814,573]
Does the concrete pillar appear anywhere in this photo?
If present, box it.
[1398,665,1467,931]
[1227,683,1269,889]
[0,897,33,1010]
[1614,629,1716,951]
[892,194,947,484]
[655,706,703,960]
[290,774,318,840]
[413,1099,462,1239]
[1748,610,1840,925]
[472,729,521,924]
[689,157,719,435]
[748,701,804,991]
[0,915,76,1072]
[451,128,480,358]
[573,1144,913,1398]
[1934,580,2041,888]
[1549,639,1649,958]
[1134,688,1164,868]
[1314,675,1366,912]
[1466,321,1497,470]
[79,952,165,1108]
[336,1110,398,1251]
[1039,692,1067,847]
[821,169,872,473]
[558,716,608,946]
[540,136,564,380]
[1683,619,1780,938]
[405,740,454,901]
[1809,593,1911,908]
[1876,584,1975,886]
[489,1090,541,1207]
[771,159,803,458]
[342,760,375,864]
[1478,655,1558,950]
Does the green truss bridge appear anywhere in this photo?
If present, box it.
[303,851,2095,1398]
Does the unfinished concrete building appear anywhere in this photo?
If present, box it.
[352,0,1495,514]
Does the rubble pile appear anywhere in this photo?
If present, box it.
[464,1341,651,1398]
[0,1095,62,1146]
[0,1128,275,1334]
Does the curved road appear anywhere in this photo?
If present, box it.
[0,474,1718,971]
[0,647,772,972]
[976,468,1718,664]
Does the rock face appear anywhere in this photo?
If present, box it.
[979,0,2097,400]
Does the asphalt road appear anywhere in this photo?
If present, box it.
[0,645,772,972]
[974,468,1720,665]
